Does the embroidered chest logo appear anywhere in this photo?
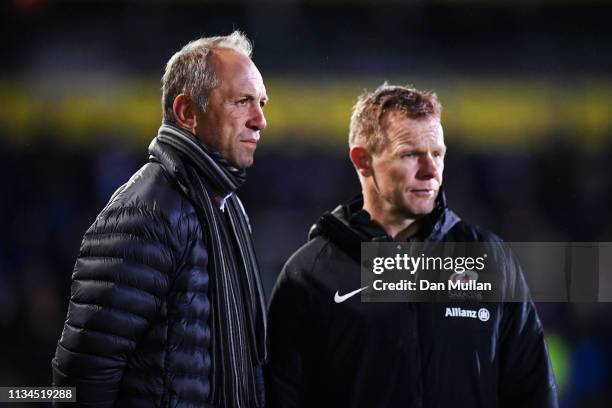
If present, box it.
[445,307,490,322]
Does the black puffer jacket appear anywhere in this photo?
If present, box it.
[52,140,239,407]
[266,194,558,408]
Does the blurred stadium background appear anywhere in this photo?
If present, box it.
[1,0,611,406]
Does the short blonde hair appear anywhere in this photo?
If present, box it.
[349,83,442,153]
[161,31,253,122]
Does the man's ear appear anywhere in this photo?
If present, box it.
[350,146,373,178]
[172,94,198,133]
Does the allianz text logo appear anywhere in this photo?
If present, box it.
[445,307,490,322]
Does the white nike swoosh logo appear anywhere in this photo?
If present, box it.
[334,286,369,303]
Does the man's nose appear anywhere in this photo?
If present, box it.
[247,104,267,131]
[417,153,439,179]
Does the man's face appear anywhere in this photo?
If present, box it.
[370,111,446,219]
[194,49,268,169]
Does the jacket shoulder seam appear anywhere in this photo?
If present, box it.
[307,237,334,277]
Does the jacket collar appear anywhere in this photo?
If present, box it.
[310,190,460,262]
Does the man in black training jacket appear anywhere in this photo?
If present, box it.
[52,31,269,407]
[265,83,558,408]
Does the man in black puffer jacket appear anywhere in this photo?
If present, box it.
[266,84,558,407]
[52,31,269,408]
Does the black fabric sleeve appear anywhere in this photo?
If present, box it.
[51,205,176,407]
[265,259,315,408]
[499,251,559,408]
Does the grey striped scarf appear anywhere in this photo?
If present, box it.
[149,122,267,407]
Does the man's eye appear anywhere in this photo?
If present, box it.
[402,153,416,158]
[237,99,249,106]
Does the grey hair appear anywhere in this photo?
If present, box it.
[349,82,442,153]
[161,30,253,122]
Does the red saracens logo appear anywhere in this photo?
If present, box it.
[449,269,479,283]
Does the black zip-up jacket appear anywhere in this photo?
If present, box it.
[266,194,558,408]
